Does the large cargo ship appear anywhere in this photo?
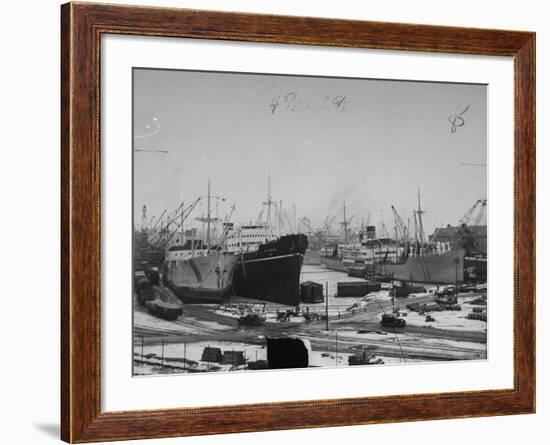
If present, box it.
[320,239,464,284]
[319,244,348,272]
[160,183,239,304]
[225,173,308,305]
[319,195,468,284]
[383,248,465,284]
[163,240,238,303]
[226,225,308,306]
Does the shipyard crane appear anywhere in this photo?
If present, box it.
[218,204,237,245]
[392,206,411,261]
[147,213,157,231]
[378,210,390,238]
[148,199,200,247]
[145,209,168,246]
[322,216,336,234]
[162,201,186,231]
[150,209,167,233]
[299,217,313,235]
[459,199,483,226]
[391,205,409,244]
[154,202,185,241]
[473,199,487,226]
[163,198,202,248]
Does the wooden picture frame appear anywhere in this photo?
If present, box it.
[61,2,535,442]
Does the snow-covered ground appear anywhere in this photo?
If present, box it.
[134,311,198,335]
[214,287,398,324]
[404,310,487,331]
[134,309,232,335]
[133,340,268,375]
[396,295,487,332]
[132,338,397,375]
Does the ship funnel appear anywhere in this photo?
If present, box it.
[366,225,376,239]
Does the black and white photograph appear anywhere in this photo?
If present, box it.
[132,68,488,376]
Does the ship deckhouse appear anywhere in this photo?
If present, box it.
[225,224,278,254]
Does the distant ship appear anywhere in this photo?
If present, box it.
[320,194,467,284]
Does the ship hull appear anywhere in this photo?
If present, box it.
[319,256,348,272]
[303,248,321,265]
[164,252,238,303]
[233,234,308,305]
[384,249,466,284]
[321,249,466,284]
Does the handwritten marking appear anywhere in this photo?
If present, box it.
[135,116,162,139]
[269,93,347,114]
[448,104,470,134]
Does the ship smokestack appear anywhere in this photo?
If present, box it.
[366,225,376,239]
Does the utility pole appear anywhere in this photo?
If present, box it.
[183,340,187,371]
[391,273,396,313]
[335,331,339,367]
[325,281,329,331]
[455,258,459,297]
[207,178,211,247]
[180,203,184,246]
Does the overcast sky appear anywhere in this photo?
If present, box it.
[133,68,486,236]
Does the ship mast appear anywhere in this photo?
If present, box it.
[196,178,223,249]
[262,170,276,229]
[414,186,426,245]
[344,202,348,243]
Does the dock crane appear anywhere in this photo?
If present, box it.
[162,198,202,248]
[391,206,409,242]
[322,216,336,234]
[148,199,201,248]
[473,200,487,226]
[459,199,487,226]
[391,205,411,260]
[299,217,313,235]
[218,204,237,245]
[150,209,167,233]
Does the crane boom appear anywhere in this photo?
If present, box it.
[163,198,202,247]
[473,199,487,226]
[459,199,482,225]
[391,205,408,242]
